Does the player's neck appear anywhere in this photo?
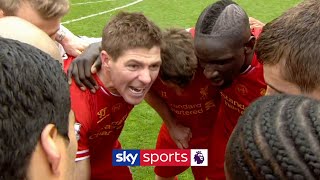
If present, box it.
[97,69,119,95]
[240,53,253,73]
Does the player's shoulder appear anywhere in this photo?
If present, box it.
[69,83,94,116]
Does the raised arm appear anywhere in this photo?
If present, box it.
[56,25,89,57]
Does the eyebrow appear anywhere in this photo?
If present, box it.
[127,59,161,65]
[216,57,233,62]
[266,82,284,94]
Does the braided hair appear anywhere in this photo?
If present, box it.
[225,95,320,180]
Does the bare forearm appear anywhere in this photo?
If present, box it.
[144,90,176,128]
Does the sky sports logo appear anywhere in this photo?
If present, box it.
[112,149,208,166]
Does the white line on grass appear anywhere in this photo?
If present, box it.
[72,0,115,6]
[62,0,144,25]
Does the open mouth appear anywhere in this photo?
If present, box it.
[129,86,145,96]
[211,77,224,86]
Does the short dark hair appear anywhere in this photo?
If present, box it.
[160,28,197,87]
[195,0,250,44]
[101,11,162,61]
[255,0,320,93]
[226,94,320,179]
[0,37,70,179]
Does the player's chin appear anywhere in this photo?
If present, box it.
[218,79,233,89]
[123,92,146,105]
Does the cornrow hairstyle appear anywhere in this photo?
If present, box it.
[0,37,70,179]
[225,95,320,180]
[159,28,197,87]
[195,0,250,45]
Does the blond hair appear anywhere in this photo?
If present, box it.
[0,0,69,19]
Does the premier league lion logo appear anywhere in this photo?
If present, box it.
[194,151,205,164]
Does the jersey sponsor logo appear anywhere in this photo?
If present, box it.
[112,103,122,112]
[260,88,266,96]
[112,149,208,166]
[204,100,216,111]
[236,84,248,96]
[97,107,110,124]
[200,85,209,100]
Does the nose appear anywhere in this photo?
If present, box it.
[139,69,152,84]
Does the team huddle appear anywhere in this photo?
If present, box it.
[1,0,320,179]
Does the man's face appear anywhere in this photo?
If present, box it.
[195,36,246,88]
[14,2,61,39]
[62,110,77,180]
[105,46,162,105]
[263,63,302,96]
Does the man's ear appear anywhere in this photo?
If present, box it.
[41,124,61,176]
[244,36,256,55]
[100,50,112,69]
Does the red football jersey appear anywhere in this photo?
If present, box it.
[219,54,266,137]
[64,57,134,179]
[154,29,219,179]
[151,66,220,138]
[207,28,266,180]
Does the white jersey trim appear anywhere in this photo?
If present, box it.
[76,149,89,155]
[100,86,121,97]
[241,65,254,75]
[75,156,90,162]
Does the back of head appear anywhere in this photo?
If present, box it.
[195,0,250,45]
[160,28,197,87]
[255,0,320,93]
[0,0,69,19]
[226,94,320,179]
[101,11,162,60]
[0,16,61,62]
[0,37,70,179]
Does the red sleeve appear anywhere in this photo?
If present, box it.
[70,84,92,161]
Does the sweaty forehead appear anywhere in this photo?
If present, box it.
[194,35,237,60]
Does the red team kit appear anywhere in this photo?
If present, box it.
[63,27,266,179]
